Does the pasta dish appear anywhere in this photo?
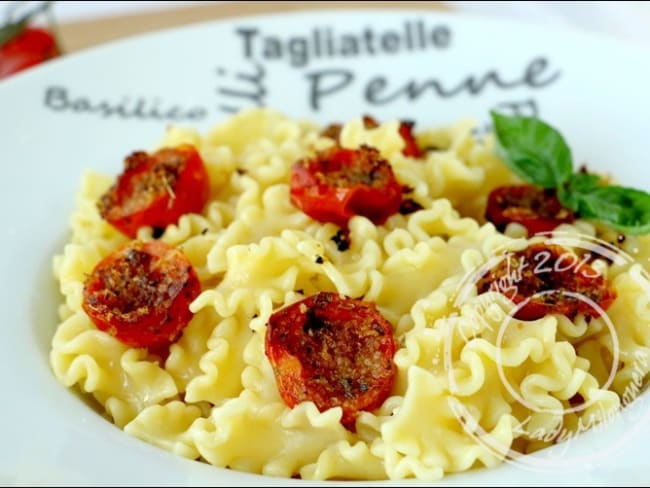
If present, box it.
[50,109,650,480]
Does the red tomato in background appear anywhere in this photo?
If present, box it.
[476,243,616,321]
[290,145,402,228]
[82,240,201,349]
[485,185,575,236]
[265,292,397,430]
[97,144,210,238]
[0,26,59,79]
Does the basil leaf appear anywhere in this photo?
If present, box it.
[568,172,601,192]
[558,172,601,210]
[571,184,650,235]
[491,112,573,189]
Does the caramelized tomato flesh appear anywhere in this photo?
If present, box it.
[486,185,574,236]
[98,144,210,238]
[476,243,616,320]
[82,240,201,348]
[265,292,397,429]
[290,145,402,228]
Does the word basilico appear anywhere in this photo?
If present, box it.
[43,86,207,121]
[491,112,650,234]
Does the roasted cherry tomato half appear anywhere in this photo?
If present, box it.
[97,144,210,238]
[321,115,422,158]
[0,27,59,80]
[290,145,402,228]
[485,185,575,236]
[265,292,397,429]
[82,240,201,349]
[476,243,616,320]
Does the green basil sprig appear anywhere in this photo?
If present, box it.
[490,112,650,235]
[491,112,573,189]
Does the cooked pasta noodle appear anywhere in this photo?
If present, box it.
[50,109,650,480]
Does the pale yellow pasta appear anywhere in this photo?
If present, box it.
[50,108,650,480]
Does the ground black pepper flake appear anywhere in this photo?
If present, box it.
[315,255,324,264]
[399,198,423,215]
[331,229,350,251]
[152,227,165,239]
[569,393,585,407]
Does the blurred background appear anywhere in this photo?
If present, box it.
[1,1,649,80]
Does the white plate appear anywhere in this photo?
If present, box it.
[1,9,649,486]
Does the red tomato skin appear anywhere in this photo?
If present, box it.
[486,185,575,236]
[477,243,616,321]
[265,292,397,429]
[98,144,210,238]
[398,121,423,158]
[82,240,201,349]
[0,27,59,79]
[290,145,402,229]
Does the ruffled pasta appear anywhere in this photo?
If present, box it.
[50,108,650,480]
